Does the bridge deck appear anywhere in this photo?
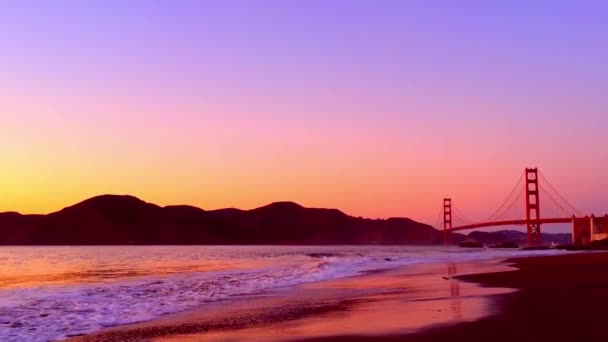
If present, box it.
[449,217,572,232]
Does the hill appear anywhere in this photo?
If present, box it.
[0,196,573,245]
[0,195,443,245]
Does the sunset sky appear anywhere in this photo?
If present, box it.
[1,1,607,229]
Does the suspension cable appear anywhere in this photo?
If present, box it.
[491,187,525,221]
[452,204,475,226]
[440,170,583,228]
[538,183,577,217]
[433,203,443,230]
[538,171,583,216]
[481,171,525,222]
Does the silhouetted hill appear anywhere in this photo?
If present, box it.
[0,195,443,245]
[31,195,164,244]
[0,212,44,244]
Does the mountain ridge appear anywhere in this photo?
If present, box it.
[0,195,572,245]
[0,195,443,245]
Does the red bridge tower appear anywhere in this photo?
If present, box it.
[525,168,541,243]
[443,198,452,244]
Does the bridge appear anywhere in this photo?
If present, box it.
[437,168,608,245]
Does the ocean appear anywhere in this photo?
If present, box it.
[0,245,564,342]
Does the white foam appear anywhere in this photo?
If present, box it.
[0,247,566,341]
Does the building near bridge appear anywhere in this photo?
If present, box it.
[572,215,608,245]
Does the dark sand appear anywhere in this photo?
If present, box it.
[68,252,608,342]
[303,252,608,342]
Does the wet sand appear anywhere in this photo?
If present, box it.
[68,252,608,341]
[301,252,608,342]
[68,259,513,341]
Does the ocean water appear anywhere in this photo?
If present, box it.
[0,245,565,341]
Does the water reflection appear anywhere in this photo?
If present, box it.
[448,262,462,320]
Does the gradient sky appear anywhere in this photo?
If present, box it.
[1,1,607,231]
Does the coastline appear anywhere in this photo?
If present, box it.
[300,251,608,342]
[67,257,517,342]
[65,251,608,342]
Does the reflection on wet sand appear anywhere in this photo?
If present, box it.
[448,263,462,320]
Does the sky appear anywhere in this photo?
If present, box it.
[1,1,607,231]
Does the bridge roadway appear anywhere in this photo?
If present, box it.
[449,217,572,232]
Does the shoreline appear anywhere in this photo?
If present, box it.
[64,251,608,342]
[67,257,517,342]
[299,251,608,342]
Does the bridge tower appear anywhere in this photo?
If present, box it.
[443,198,452,244]
[525,168,541,244]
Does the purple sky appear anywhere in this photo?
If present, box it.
[1,1,607,232]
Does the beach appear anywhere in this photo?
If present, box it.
[2,245,561,341]
[64,250,608,342]
[302,252,608,342]
[68,259,511,341]
[383,252,608,342]
[2,246,602,341]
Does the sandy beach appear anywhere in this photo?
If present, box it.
[67,257,514,342]
[66,252,608,342]
[303,252,608,342]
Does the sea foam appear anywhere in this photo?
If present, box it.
[0,246,564,341]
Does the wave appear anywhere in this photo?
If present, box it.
[0,247,565,342]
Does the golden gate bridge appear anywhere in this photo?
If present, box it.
[435,168,608,245]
